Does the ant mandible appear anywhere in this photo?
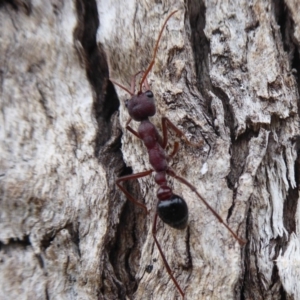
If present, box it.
[112,10,246,299]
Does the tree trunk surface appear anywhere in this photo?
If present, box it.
[1,0,300,299]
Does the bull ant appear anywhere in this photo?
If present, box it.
[112,10,246,298]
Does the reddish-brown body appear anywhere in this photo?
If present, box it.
[138,119,167,173]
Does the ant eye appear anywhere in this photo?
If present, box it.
[145,90,153,98]
[125,99,129,107]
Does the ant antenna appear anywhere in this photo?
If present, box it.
[139,10,178,93]
[110,79,134,96]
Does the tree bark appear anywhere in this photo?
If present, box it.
[1,0,300,299]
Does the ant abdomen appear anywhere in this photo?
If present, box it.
[157,194,188,229]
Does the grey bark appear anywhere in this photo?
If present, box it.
[1,0,300,299]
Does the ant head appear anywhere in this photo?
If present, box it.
[111,10,178,121]
[125,90,156,121]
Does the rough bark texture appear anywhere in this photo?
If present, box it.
[1,0,300,299]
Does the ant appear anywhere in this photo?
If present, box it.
[112,10,246,299]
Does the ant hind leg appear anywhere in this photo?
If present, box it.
[152,213,185,298]
[166,168,247,246]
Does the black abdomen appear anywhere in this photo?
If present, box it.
[157,194,188,229]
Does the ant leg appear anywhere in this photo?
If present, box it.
[152,213,185,298]
[160,119,180,159]
[167,169,247,246]
[168,141,180,159]
[110,71,142,97]
[125,118,132,127]
[126,124,140,139]
[116,169,153,213]
[110,79,133,96]
[125,117,141,139]
[143,76,151,91]
[130,71,142,94]
[162,117,204,149]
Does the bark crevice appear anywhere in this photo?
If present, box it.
[74,0,119,151]
[187,0,212,111]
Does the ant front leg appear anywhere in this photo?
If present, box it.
[162,117,204,151]
[152,213,185,299]
[116,170,153,213]
[125,117,140,139]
